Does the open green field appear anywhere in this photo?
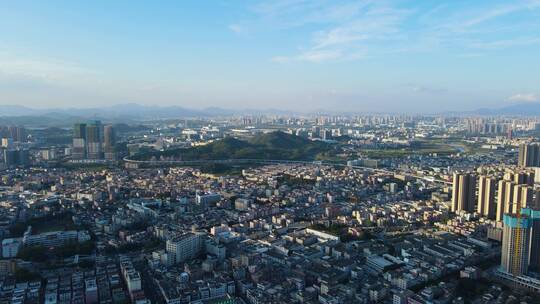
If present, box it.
[31,214,77,234]
[359,140,467,159]
[10,213,77,236]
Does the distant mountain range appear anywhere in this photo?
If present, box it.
[0,104,220,118]
[473,102,540,116]
[2,102,540,123]
[0,103,303,127]
[0,103,296,119]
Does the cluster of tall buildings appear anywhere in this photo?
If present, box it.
[465,119,510,135]
[452,170,537,219]
[518,143,540,167]
[0,126,29,168]
[309,126,339,140]
[0,126,26,143]
[72,121,117,160]
[451,168,540,278]
[1,149,30,168]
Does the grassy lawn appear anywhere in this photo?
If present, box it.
[10,213,77,236]
[32,217,77,234]
[360,140,464,159]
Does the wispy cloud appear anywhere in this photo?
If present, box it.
[271,51,342,64]
[459,5,524,29]
[297,49,343,62]
[469,37,540,49]
[270,56,291,63]
[252,0,372,26]
[272,49,367,63]
[0,53,96,84]
[411,85,447,94]
[508,93,539,102]
[239,0,540,63]
[268,2,408,62]
[228,24,245,34]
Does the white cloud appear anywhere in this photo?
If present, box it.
[469,37,540,49]
[460,5,521,28]
[412,85,447,94]
[0,54,96,84]
[238,0,540,63]
[228,24,245,34]
[272,49,366,63]
[297,49,343,62]
[261,2,407,63]
[507,93,539,102]
[312,25,370,50]
[270,56,291,63]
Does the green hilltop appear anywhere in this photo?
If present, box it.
[133,131,331,161]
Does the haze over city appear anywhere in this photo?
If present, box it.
[1,0,540,112]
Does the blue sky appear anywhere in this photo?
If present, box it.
[0,0,539,113]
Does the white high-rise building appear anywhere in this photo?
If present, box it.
[166,233,204,264]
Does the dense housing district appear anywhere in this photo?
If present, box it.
[1,114,540,303]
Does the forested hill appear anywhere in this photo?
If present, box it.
[132,131,331,161]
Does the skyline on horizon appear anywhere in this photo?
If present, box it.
[1,0,540,113]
